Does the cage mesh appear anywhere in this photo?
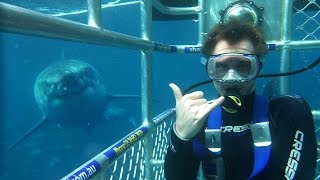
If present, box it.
[103,118,173,180]
[292,0,320,40]
[151,119,174,180]
[106,140,145,180]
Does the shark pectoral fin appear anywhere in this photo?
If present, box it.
[8,116,47,151]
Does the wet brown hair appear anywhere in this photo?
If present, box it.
[201,21,268,59]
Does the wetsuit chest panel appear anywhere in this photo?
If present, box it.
[193,95,270,179]
[221,131,254,178]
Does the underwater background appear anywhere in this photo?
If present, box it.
[1,0,320,179]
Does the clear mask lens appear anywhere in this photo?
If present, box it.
[207,53,259,82]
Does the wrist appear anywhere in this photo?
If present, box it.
[173,122,191,141]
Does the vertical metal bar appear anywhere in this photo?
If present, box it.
[279,0,293,94]
[140,0,154,179]
[312,110,320,120]
[197,0,205,45]
[87,0,102,28]
[279,47,291,94]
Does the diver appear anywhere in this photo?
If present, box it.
[164,21,317,179]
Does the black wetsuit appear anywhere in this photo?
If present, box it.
[164,93,317,180]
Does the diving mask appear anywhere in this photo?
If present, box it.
[207,53,260,82]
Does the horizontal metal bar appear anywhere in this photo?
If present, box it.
[0,2,152,51]
[267,40,320,50]
[153,43,201,53]
[152,0,200,15]
[174,44,202,53]
[154,40,320,53]
[1,3,319,54]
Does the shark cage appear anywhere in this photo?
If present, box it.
[1,0,320,179]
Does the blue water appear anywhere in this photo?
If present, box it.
[1,0,320,179]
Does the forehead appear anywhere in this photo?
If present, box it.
[212,39,254,54]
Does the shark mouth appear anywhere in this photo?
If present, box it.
[34,60,105,108]
[46,72,97,98]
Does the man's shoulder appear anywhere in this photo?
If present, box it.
[269,94,306,103]
[266,94,313,131]
[266,94,314,130]
[268,94,310,110]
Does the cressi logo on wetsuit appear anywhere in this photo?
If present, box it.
[285,130,304,179]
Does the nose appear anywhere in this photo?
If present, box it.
[220,69,242,82]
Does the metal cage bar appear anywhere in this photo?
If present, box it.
[279,0,293,94]
[87,0,102,28]
[140,0,155,179]
[0,2,152,51]
[197,0,205,45]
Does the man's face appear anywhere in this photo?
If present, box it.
[210,39,256,96]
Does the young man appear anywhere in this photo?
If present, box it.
[164,21,317,179]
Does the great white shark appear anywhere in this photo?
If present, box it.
[8,59,139,150]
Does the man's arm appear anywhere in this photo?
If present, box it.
[258,95,317,179]
[164,128,200,180]
[165,83,224,180]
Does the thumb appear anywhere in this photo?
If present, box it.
[207,96,225,112]
[169,83,183,103]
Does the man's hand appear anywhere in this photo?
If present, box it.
[169,83,225,140]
